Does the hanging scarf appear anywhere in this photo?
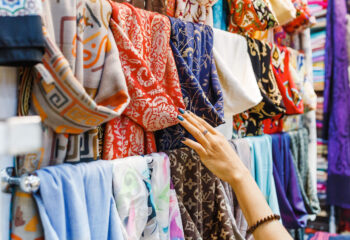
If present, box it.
[233,38,285,137]
[103,2,185,159]
[165,147,244,240]
[263,44,304,134]
[227,0,278,37]
[155,18,224,150]
[246,135,281,215]
[324,0,350,208]
[171,0,218,25]
[112,153,181,240]
[288,128,320,215]
[283,0,316,33]
[213,29,262,139]
[33,161,124,240]
[271,133,309,228]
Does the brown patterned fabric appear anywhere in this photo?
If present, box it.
[112,0,166,14]
[166,147,243,240]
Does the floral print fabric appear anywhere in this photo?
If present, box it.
[228,0,278,37]
[233,38,285,137]
[112,153,177,240]
[156,17,224,150]
[103,2,185,159]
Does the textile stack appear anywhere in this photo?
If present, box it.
[309,0,327,91]
[0,0,349,239]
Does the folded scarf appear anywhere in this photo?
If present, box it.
[213,29,262,138]
[233,38,285,137]
[0,0,44,66]
[156,18,224,150]
[104,2,185,159]
[271,133,309,228]
[33,161,124,240]
[165,147,244,240]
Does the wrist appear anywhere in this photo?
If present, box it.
[228,163,251,187]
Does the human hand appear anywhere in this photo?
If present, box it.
[177,109,249,184]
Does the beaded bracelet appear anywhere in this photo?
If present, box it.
[247,214,281,234]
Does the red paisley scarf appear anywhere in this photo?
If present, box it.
[103,2,185,159]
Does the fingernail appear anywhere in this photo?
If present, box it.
[177,115,184,121]
[178,108,185,114]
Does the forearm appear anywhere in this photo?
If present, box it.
[228,166,292,240]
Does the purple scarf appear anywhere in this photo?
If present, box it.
[324,0,350,208]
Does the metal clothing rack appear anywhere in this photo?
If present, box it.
[0,116,42,193]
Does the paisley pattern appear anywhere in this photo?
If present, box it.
[228,0,278,37]
[283,0,315,34]
[104,2,185,159]
[103,116,157,159]
[156,18,224,151]
[166,147,244,240]
[233,38,285,137]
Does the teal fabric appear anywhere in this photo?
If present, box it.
[246,135,281,215]
[213,0,228,30]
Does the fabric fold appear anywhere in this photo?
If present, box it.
[166,147,244,240]
[33,161,124,240]
[104,2,185,159]
[271,133,309,228]
[213,28,262,138]
[156,18,224,150]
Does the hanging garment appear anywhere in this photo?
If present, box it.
[35,0,131,163]
[228,139,253,238]
[156,18,224,150]
[246,135,281,215]
[283,0,316,33]
[112,153,179,240]
[271,133,308,228]
[104,116,157,159]
[212,0,228,30]
[103,2,185,159]
[33,161,124,240]
[262,44,304,134]
[0,0,44,66]
[169,182,186,240]
[288,128,320,216]
[227,0,278,37]
[11,67,59,240]
[269,0,296,25]
[233,38,285,137]
[171,0,217,26]
[270,45,304,115]
[166,147,244,240]
[112,0,166,14]
[213,29,262,139]
[324,0,350,208]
